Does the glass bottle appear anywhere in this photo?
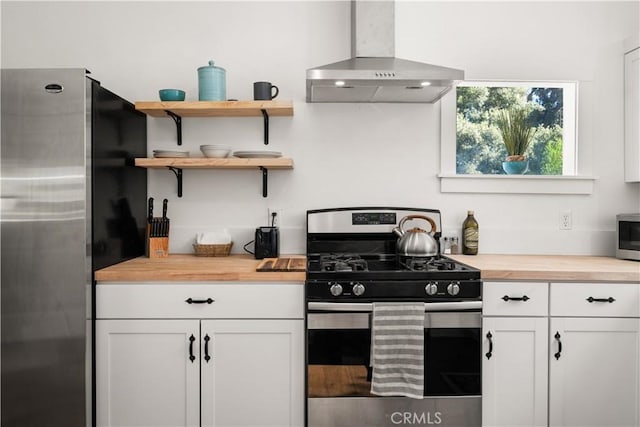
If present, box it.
[450,237,460,255]
[462,211,479,255]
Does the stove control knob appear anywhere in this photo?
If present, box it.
[352,282,366,296]
[425,282,438,296]
[329,283,343,296]
[447,282,461,296]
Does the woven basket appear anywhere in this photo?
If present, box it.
[193,242,233,257]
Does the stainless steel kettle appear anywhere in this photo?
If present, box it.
[393,215,439,257]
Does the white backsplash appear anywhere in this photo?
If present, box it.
[3,1,638,257]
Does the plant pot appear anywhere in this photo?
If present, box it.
[502,160,529,174]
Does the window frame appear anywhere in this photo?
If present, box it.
[439,80,596,195]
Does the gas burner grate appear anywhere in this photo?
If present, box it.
[319,254,369,272]
[400,257,458,272]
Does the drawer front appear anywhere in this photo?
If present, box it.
[96,282,304,319]
[550,282,640,317]
[483,281,549,316]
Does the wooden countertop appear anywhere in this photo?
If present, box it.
[94,254,640,283]
[448,254,640,282]
[94,254,305,282]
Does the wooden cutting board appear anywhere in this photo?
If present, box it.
[256,257,306,272]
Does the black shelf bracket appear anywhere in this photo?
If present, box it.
[165,110,183,146]
[167,167,183,198]
[163,108,273,146]
[162,166,273,198]
[261,109,269,145]
[260,167,268,197]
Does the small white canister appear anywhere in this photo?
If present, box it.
[198,60,226,101]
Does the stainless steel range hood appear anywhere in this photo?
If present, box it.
[306,1,464,103]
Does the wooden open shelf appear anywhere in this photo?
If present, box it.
[134,100,295,195]
[135,157,294,198]
[135,100,293,118]
[135,100,293,146]
[135,157,293,169]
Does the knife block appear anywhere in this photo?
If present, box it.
[146,223,169,258]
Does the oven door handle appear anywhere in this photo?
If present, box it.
[307,301,482,312]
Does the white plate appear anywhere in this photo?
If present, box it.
[153,150,189,158]
[233,150,282,158]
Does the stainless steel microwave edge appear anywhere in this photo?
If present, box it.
[616,213,640,261]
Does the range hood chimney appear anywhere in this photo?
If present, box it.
[306,0,464,103]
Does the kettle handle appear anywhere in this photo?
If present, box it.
[398,215,437,234]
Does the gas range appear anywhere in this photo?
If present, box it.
[306,207,482,303]
[305,208,483,427]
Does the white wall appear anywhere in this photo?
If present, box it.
[2,1,639,256]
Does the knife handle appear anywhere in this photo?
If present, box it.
[162,198,168,219]
[148,197,154,222]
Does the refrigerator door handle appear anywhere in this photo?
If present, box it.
[44,83,64,93]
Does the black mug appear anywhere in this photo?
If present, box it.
[253,81,279,100]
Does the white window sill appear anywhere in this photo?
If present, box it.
[438,174,597,194]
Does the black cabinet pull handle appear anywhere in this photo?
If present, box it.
[586,296,615,303]
[204,334,211,363]
[502,295,530,302]
[554,332,562,360]
[485,331,493,360]
[185,298,214,304]
[188,334,196,363]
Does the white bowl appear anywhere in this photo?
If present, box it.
[200,144,231,149]
[200,145,231,158]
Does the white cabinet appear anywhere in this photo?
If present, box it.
[96,319,200,427]
[95,282,305,427]
[549,317,640,427]
[550,282,640,317]
[549,282,640,427]
[201,319,303,427]
[482,317,548,427]
[625,45,640,182]
[482,281,549,427]
[483,281,640,427]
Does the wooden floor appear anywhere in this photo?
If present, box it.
[308,365,374,397]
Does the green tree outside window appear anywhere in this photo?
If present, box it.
[456,86,564,175]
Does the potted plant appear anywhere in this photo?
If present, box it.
[496,106,536,174]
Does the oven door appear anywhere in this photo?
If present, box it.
[306,301,482,427]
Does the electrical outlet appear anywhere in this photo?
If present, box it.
[267,208,283,227]
[559,211,572,230]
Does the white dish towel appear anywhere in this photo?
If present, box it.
[370,302,425,399]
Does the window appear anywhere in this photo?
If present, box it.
[456,81,577,175]
[439,80,595,194]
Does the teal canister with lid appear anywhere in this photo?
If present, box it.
[198,60,226,101]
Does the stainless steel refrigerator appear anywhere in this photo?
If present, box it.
[1,68,147,426]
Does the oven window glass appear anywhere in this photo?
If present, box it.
[308,328,372,397]
[307,322,481,398]
[425,328,481,396]
[619,221,640,251]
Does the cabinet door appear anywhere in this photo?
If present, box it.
[201,319,304,427]
[549,317,640,427]
[625,46,640,182]
[96,319,200,427]
[482,317,548,427]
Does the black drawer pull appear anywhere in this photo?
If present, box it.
[502,295,530,302]
[554,332,562,360]
[485,331,493,360]
[188,334,196,363]
[185,297,214,304]
[586,296,615,303]
[204,334,211,363]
